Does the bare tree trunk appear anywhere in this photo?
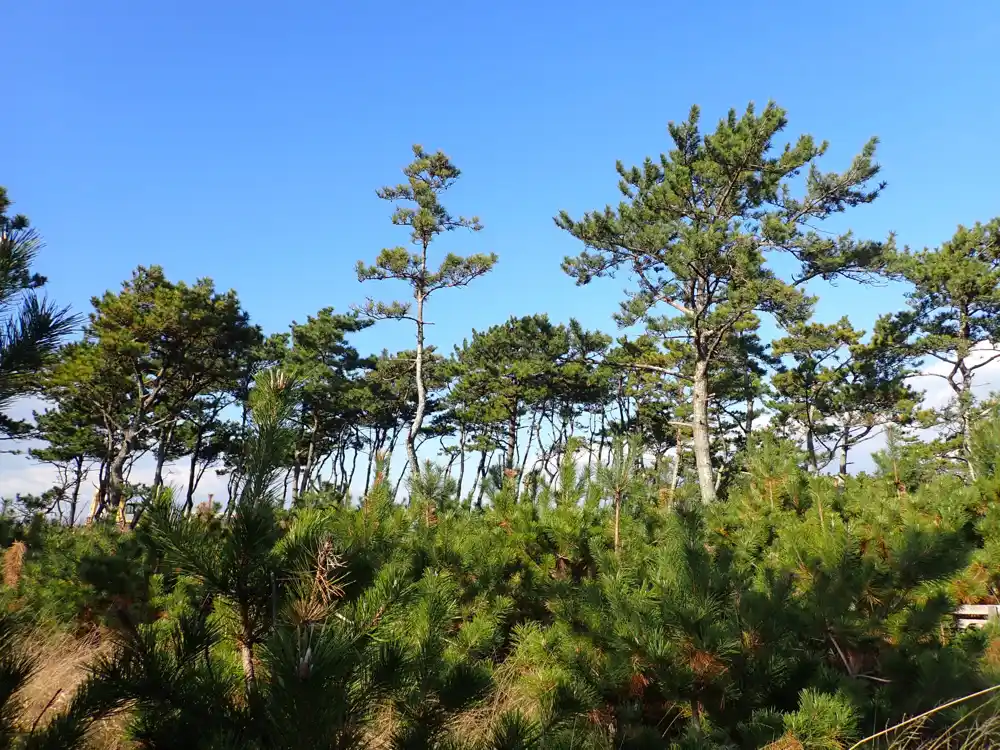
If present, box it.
[839,425,850,479]
[598,412,607,465]
[586,415,596,476]
[959,382,977,482]
[456,426,468,500]
[87,487,101,525]
[805,419,820,474]
[613,492,622,553]
[505,409,519,469]
[470,451,487,509]
[394,458,409,499]
[109,433,136,529]
[346,445,360,500]
[691,357,717,503]
[668,429,683,504]
[406,273,428,477]
[69,456,84,525]
[238,640,255,690]
[152,424,174,493]
[518,412,538,501]
[185,425,205,514]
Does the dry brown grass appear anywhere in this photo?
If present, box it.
[3,540,26,588]
[19,627,133,750]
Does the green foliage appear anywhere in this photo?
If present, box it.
[557,101,889,502]
[12,101,1000,750]
[0,187,75,440]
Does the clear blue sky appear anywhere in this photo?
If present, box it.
[6,0,1000,357]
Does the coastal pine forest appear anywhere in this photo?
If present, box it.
[3,102,1000,749]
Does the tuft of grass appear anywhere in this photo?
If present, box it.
[850,685,1000,749]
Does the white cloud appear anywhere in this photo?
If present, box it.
[908,342,1000,410]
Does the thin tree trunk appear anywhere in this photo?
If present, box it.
[691,357,716,503]
[806,422,820,474]
[456,425,468,500]
[613,493,622,553]
[839,425,850,479]
[346,445,360,500]
[109,433,136,529]
[185,425,205,514]
[587,416,596,476]
[406,269,428,477]
[957,313,977,482]
[152,424,174,493]
[299,417,319,499]
[505,409,518,469]
[959,382,977,481]
[87,487,101,525]
[518,411,538,501]
[394,458,409,499]
[363,432,380,497]
[668,428,682,504]
[291,461,301,504]
[471,451,487,509]
[69,456,83,526]
[714,410,728,494]
[598,412,607,466]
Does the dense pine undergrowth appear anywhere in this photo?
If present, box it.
[5,387,1000,749]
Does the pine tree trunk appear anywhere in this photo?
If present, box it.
[598,412,607,465]
[291,461,301,504]
[152,424,173,493]
[956,313,978,482]
[393,457,409,499]
[668,428,682,504]
[613,493,621,553]
[346,446,359,499]
[87,487,101,525]
[69,456,83,526]
[518,412,538,501]
[806,421,819,474]
[456,426,467,500]
[407,280,427,478]
[839,426,850,479]
[109,434,136,529]
[185,425,204,514]
[691,358,717,503]
[505,410,518,469]
[238,640,255,689]
[960,384,977,482]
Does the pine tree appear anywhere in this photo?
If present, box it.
[27,405,103,524]
[357,146,497,479]
[281,307,373,502]
[770,317,917,476]
[557,102,888,502]
[43,266,261,526]
[882,218,1000,480]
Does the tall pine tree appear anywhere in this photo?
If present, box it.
[356,147,497,477]
[556,102,888,502]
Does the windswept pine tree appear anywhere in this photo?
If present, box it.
[357,147,498,478]
[557,102,890,502]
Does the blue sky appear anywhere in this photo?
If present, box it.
[4,1,1000,502]
[7,0,999,356]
